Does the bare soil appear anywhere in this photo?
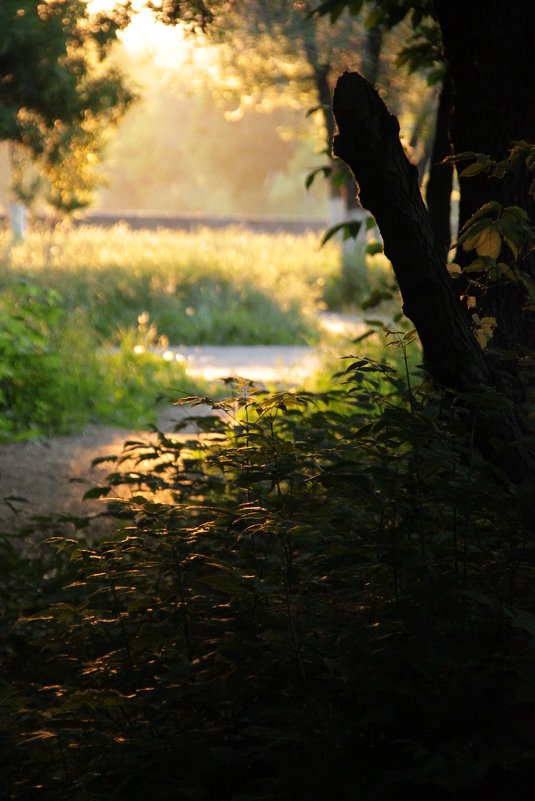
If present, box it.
[0,424,136,530]
[0,405,211,535]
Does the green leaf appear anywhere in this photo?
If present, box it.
[312,1,347,23]
[305,165,331,190]
[442,150,480,164]
[462,201,502,226]
[349,0,364,15]
[366,241,383,256]
[83,485,111,500]
[462,222,502,258]
[459,160,493,177]
[305,104,327,117]
[330,6,344,22]
[321,220,362,246]
[91,454,118,467]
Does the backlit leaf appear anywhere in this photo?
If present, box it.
[462,223,502,258]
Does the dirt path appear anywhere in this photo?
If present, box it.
[0,424,138,528]
[0,316,367,532]
[0,403,227,533]
[0,347,320,532]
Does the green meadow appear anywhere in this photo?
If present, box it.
[1,224,390,438]
[2,225,343,345]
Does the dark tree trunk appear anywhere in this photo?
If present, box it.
[332,73,487,389]
[332,71,535,482]
[301,30,342,200]
[434,0,535,358]
[425,71,453,264]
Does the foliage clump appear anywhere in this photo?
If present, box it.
[2,350,534,800]
[0,278,202,439]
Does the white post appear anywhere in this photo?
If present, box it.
[10,203,27,241]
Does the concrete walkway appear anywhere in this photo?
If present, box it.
[156,345,320,384]
[148,313,369,384]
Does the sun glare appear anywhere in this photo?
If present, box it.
[121,10,186,64]
[87,1,219,75]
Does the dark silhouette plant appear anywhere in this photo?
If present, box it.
[2,340,534,800]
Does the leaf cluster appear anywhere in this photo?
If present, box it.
[0,0,131,151]
[314,0,435,30]
[396,19,444,84]
[0,0,133,216]
[445,145,535,346]
[446,141,535,199]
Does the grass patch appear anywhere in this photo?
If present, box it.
[1,224,342,346]
[0,224,342,438]
[0,223,408,439]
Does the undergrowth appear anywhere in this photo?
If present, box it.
[0,279,206,439]
[2,346,534,800]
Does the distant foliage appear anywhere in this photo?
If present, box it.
[0,0,131,216]
[0,280,71,436]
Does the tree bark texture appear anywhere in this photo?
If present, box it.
[435,0,535,355]
[332,71,535,482]
[333,72,489,389]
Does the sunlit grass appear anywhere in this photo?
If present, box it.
[0,224,342,437]
[0,223,410,437]
[2,224,342,345]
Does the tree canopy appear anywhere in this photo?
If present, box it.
[0,0,132,212]
[0,1,131,151]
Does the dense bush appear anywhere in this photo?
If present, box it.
[2,348,534,800]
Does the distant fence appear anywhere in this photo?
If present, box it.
[0,210,327,235]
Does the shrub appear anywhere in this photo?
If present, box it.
[2,349,534,800]
[0,279,205,439]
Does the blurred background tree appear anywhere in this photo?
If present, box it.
[0,0,438,236]
[0,0,132,221]
[96,0,437,301]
